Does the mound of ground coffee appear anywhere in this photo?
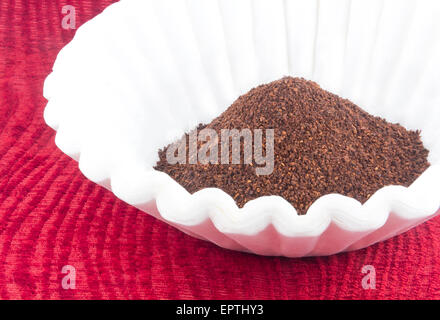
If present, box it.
[155,77,430,215]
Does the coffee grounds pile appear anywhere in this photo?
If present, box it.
[155,77,430,215]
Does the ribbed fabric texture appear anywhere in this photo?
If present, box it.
[0,0,440,300]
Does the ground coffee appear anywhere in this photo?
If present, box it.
[155,77,430,215]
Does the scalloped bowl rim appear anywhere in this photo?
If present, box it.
[41,0,440,245]
[43,99,440,239]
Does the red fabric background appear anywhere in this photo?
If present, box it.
[1,0,440,300]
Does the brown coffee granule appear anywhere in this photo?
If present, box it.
[154,77,430,215]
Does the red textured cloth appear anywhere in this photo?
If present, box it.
[1,0,440,300]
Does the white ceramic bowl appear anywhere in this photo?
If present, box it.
[43,0,440,257]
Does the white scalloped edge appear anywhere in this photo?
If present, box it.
[42,0,440,257]
[44,101,440,255]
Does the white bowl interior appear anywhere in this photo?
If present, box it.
[43,0,440,222]
[44,0,440,173]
